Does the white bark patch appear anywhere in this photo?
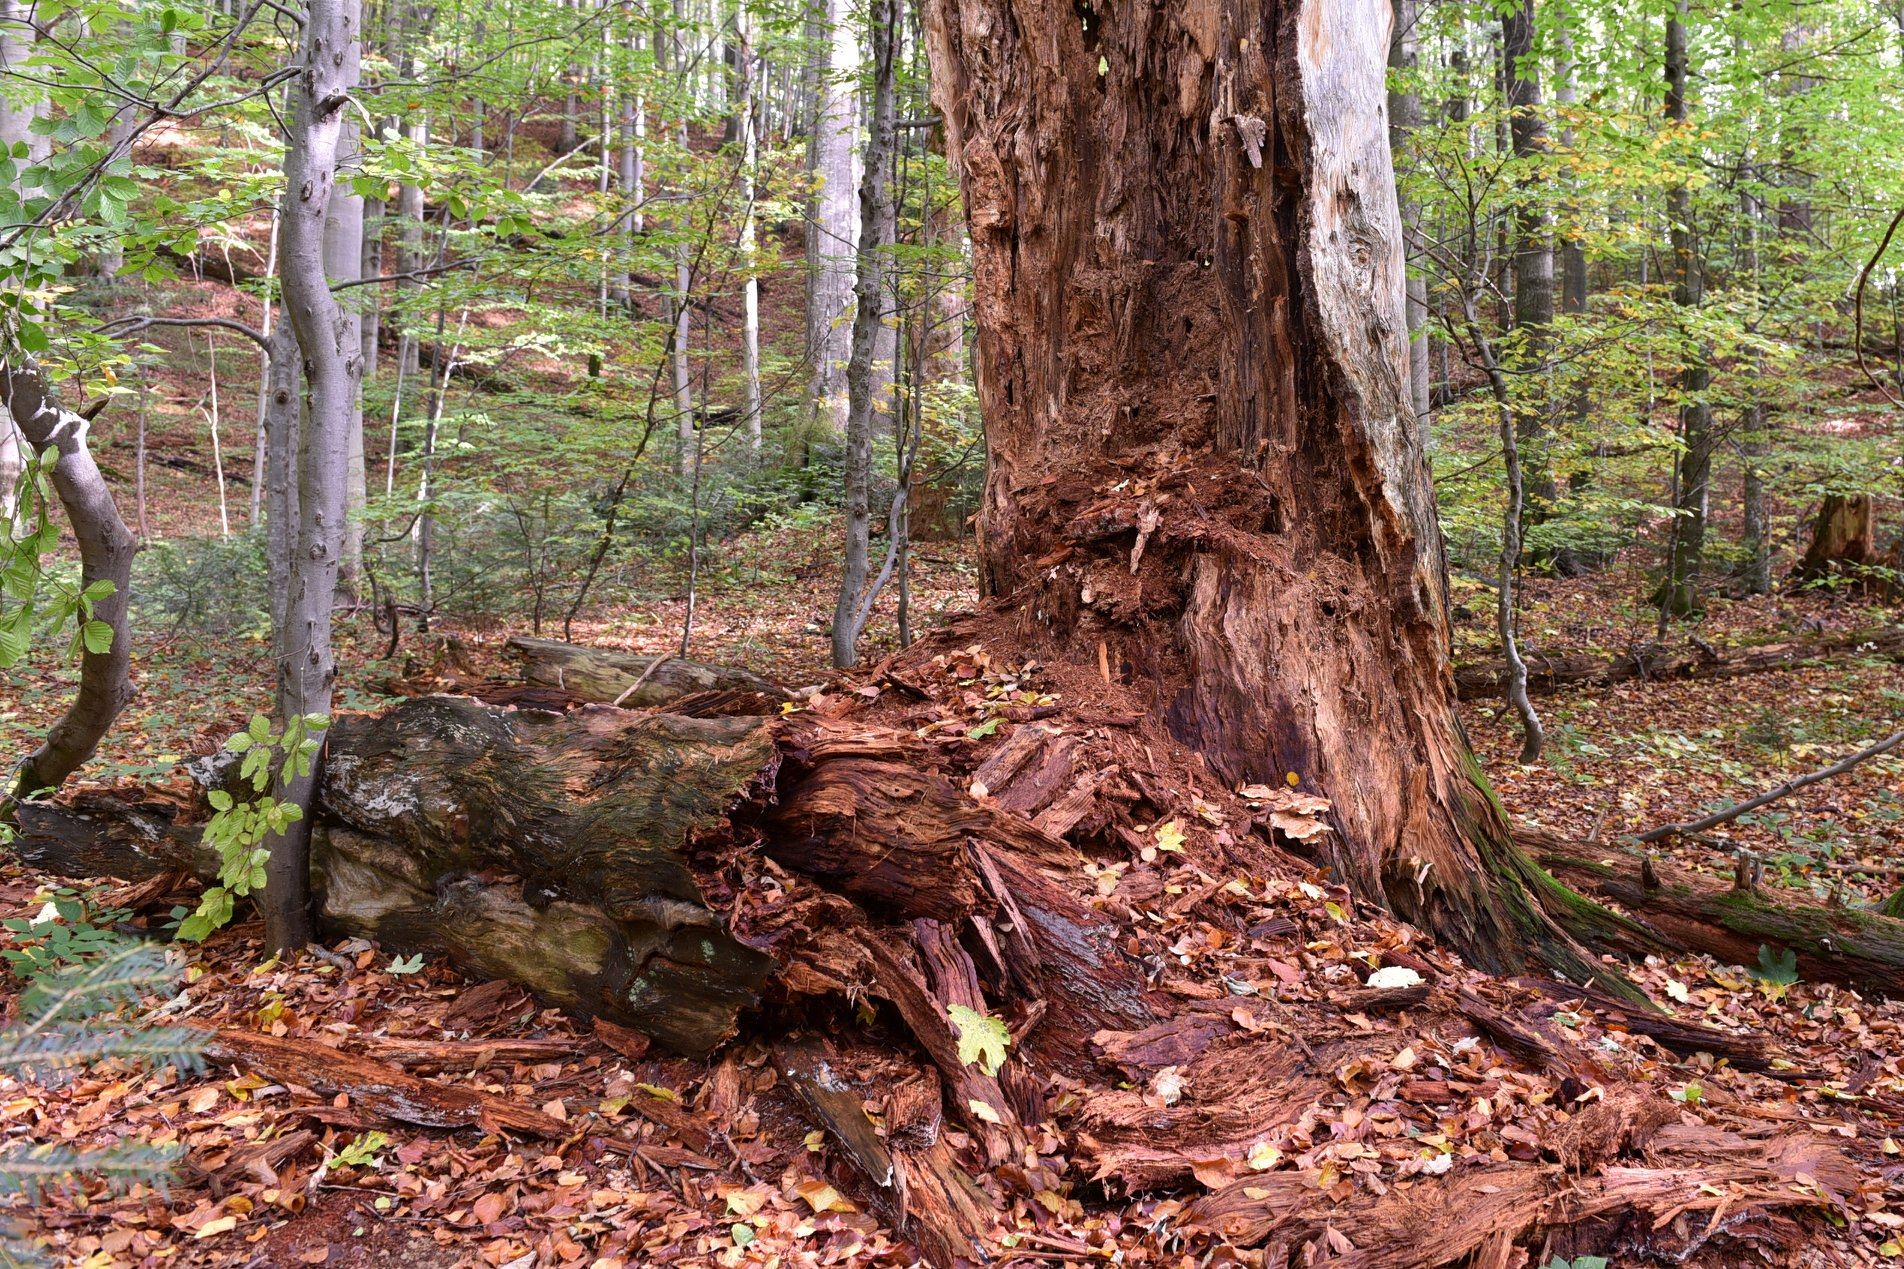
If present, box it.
[1294,0,1439,555]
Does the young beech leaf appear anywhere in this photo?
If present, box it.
[947,1003,1010,1076]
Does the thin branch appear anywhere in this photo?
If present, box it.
[1636,728,1904,843]
[94,315,272,352]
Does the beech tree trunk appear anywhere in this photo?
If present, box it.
[323,103,368,598]
[801,0,858,442]
[268,0,363,953]
[1387,0,1430,431]
[1,364,136,802]
[830,0,896,669]
[922,0,1601,980]
[1662,3,1711,617]
[1502,0,1556,518]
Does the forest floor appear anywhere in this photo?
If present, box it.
[3,516,1904,1267]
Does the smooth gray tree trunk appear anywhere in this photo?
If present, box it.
[830,0,895,669]
[267,0,363,953]
[1662,3,1710,617]
[1388,0,1430,430]
[737,5,761,449]
[1503,0,1556,517]
[802,0,858,443]
[1,360,137,802]
[324,108,367,598]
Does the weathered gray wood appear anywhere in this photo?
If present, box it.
[312,698,780,1054]
[506,636,788,708]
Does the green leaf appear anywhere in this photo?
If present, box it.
[966,716,1001,740]
[386,953,425,975]
[947,1003,1010,1077]
[81,620,113,655]
[1754,944,1799,986]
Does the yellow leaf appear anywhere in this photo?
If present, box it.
[725,1188,768,1218]
[1247,1142,1281,1171]
[195,1216,239,1240]
[1154,820,1186,853]
[967,1098,1003,1124]
[794,1179,853,1214]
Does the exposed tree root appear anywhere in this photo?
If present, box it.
[1186,1107,1853,1265]
[1455,623,1904,700]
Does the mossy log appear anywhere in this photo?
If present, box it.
[505,636,790,708]
[1531,834,1904,998]
[13,697,1149,1066]
[1453,624,1904,701]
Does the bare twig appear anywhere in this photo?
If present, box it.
[1636,728,1904,843]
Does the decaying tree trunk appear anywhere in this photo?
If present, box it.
[1453,623,1904,700]
[923,0,1600,981]
[15,696,1148,1059]
[1793,493,1877,584]
[505,636,790,708]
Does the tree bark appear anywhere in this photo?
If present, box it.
[324,103,368,599]
[922,0,1601,980]
[268,0,364,953]
[830,0,896,670]
[0,364,136,802]
[1387,0,1430,432]
[1662,3,1711,618]
[263,325,301,642]
[505,635,788,707]
[801,0,858,443]
[1502,0,1556,518]
[735,3,761,449]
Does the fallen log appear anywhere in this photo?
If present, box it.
[1454,624,1904,700]
[1531,832,1904,998]
[505,636,790,709]
[14,697,1150,1067]
[1636,726,1904,842]
[351,1035,578,1070]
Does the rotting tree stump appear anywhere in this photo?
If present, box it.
[505,636,790,709]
